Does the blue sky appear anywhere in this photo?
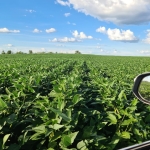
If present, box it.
[0,0,150,56]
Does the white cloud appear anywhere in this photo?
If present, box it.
[96,27,106,34]
[64,13,70,17]
[143,30,150,44]
[41,48,45,51]
[46,28,56,33]
[50,37,77,42]
[140,50,150,54]
[72,30,93,39]
[113,50,117,53]
[51,38,58,42]
[67,22,76,25]
[26,9,36,13]
[7,44,13,47]
[57,0,150,25]
[33,29,42,33]
[96,26,139,42]
[0,28,20,33]
[56,0,70,6]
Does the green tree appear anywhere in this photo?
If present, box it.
[1,50,5,54]
[16,51,24,54]
[48,52,53,54]
[75,50,81,54]
[7,50,12,54]
[29,50,33,54]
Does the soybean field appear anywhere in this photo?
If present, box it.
[1,54,150,150]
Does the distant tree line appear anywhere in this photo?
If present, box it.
[1,50,82,54]
[75,50,81,54]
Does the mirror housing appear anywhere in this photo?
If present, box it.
[133,72,150,105]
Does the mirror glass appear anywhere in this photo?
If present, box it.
[139,76,150,101]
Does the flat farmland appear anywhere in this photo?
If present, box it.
[1,54,150,150]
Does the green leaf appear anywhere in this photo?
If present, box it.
[5,88,11,94]
[0,98,7,111]
[133,128,141,136]
[61,135,71,147]
[77,140,87,149]
[109,133,120,149]
[0,118,6,131]
[7,114,16,124]
[32,125,45,133]
[69,132,79,143]
[82,126,94,139]
[49,124,64,130]
[58,98,65,111]
[30,132,44,140]
[121,119,132,126]
[3,134,11,147]
[118,90,126,100]
[53,124,64,130]
[50,107,71,122]
[61,132,79,148]
[49,90,57,97]
[121,131,130,139]
[73,94,80,104]
[107,113,117,124]
[131,98,138,106]
[54,86,61,93]
[22,131,28,144]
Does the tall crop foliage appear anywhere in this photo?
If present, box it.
[0,54,150,149]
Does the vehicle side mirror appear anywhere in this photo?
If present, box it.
[133,72,150,105]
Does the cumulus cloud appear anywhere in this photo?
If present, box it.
[64,13,70,17]
[46,28,56,33]
[33,29,42,33]
[140,50,150,54]
[50,37,77,42]
[0,28,20,33]
[143,30,150,44]
[57,0,150,25]
[56,0,70,6]
[96,26,139,42]
[51,38,58,42]
[96,27,106,34]
[26,9,36,13]
[7,44,13,47]
[72,30,93,39]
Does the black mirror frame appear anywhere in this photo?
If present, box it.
[133,72,150,105]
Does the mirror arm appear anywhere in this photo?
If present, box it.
[133,72,150,105]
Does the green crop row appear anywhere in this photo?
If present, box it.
[1,54,150,149]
